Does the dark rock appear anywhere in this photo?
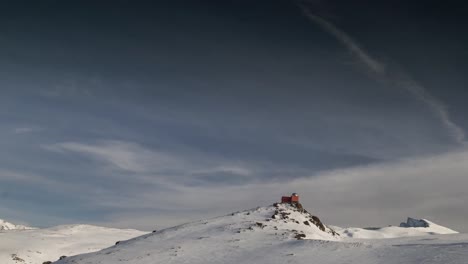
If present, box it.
[280,212,290,219]
[11,254,25,263]
[328,228,340,236]
[295,233,306,240]
[295,203,304,210]
[310,215,326,232]
[59,256,67,260]
[400,218,430,228]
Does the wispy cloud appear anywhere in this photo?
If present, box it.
[43,140,257,183]
[0,169,61,187]
[297,2,465,145]
[299,11,385,74]
[38,76,96,98]
[193,166,252,177]
[13,126,43,134]
[44,141,177,173]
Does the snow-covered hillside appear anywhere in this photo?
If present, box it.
[0,219,34,231]
[0,223,145,264]
[56,203,468,264]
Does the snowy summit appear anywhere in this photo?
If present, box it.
[55,201,467,264]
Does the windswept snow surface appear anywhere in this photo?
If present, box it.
[0,224,145,264]
[56,203,468,264]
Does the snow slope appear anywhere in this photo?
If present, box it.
[55,203,467,264]
[0,224,145,264]
[0,219,34,231]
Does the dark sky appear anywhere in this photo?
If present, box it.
[1,0,468,231]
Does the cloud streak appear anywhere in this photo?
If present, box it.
[45,141,175,173]
[297,2,465,145]
[44,140,258,185]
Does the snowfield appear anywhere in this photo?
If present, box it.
[54,203,468,264]
[0,223,145,264]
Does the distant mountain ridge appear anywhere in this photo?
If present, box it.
[0,218,33,231]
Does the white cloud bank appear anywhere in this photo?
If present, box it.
[47,140,468,232]
[140,148,468,232]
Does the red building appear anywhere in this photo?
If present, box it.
[281,193,299,203]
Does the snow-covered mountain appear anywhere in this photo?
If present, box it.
[334,217,457,239]
[399,217,457,233]
[0,218,34,231]
[0,223,145,264]
[55,203,468,264]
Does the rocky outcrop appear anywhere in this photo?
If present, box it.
[271,202,339,238]
[400,218,430,228]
